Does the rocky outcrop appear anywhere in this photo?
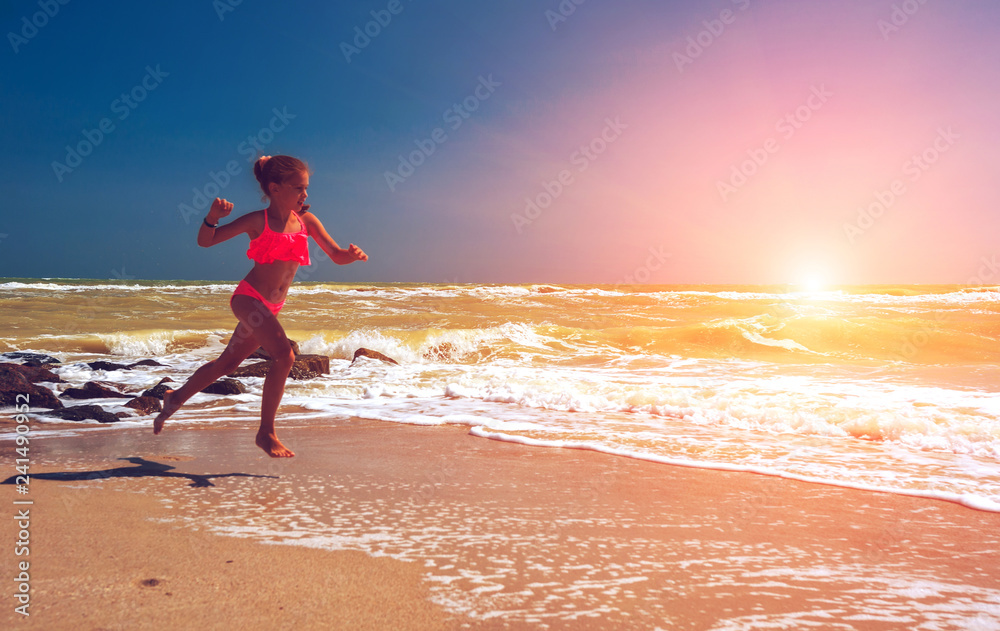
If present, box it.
[249,340,301,360]
[142,384,171,400]
[6,363,64,384]
[87,360,131,371]
[61,381,134,400]
[44,404,119,423]
[229,354,330,380]
[1,352,61,366]
[129,359,166,368]
[0,364,63,409]
[4,345,340,419]
[124,396,162,415]
[227,362,269,379]
[200,378,246,396]
[351,348,399,366]
[85,359,165,371]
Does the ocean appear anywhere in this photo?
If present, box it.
[2,278,999,513]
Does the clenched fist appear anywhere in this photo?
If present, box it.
[207,198,234,223]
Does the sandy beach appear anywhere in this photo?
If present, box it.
[3,418,998,629]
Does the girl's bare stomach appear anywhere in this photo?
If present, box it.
[244,261,299,304]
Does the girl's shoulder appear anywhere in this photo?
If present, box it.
[239,209,268,239]
[299,206,322,228]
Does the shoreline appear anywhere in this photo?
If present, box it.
[4,419,1000,629]
[3,276,992,292]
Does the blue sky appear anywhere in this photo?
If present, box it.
[3,0,999,285]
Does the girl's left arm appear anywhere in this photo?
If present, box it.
[301,209,368,265]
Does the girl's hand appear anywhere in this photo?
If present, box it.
[208,198,234,222]
[347,243,368,262]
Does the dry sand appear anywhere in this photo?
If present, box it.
[3,418,999,630]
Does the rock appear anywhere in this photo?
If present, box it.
[0,364,64,409]
[292,355,330,379]
[141,383,172,400]
[1,352,61,365]
[200,378,246,396]
[61,381,133,400]
[228,361,269,379]
[351,348,399,366]
[1,362,64,384]
[290,365,322,380]
[229,354,330,380]
[44,404,120,423]
[249,339,301,360]
[87,360,131,371]
[129,359,166,368]
[124,396,162,415]
[96,380,143,393]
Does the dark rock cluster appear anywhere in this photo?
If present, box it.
[0,345,396,425]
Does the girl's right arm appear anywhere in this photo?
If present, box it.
[197,198,256,247]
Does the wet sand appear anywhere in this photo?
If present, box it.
[3,418,999,629]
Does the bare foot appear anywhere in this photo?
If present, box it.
[153,389,180,435]
[256,431,295,458]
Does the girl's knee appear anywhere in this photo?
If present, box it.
[271,344,296,370]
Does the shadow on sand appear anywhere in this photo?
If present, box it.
[1,456,278,488]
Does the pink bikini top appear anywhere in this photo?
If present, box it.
[247,210,311,265]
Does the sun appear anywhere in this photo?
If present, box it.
[790,258,832,293]
[800,276,825,293]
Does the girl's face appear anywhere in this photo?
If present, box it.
[270,171,309,211]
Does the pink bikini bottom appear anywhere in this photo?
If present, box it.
[230,280,285,316]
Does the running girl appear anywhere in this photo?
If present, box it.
[153,155,367,457]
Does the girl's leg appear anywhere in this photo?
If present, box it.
[153,318,261,433]
[154,295,296,457]
[229,295,296,458]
